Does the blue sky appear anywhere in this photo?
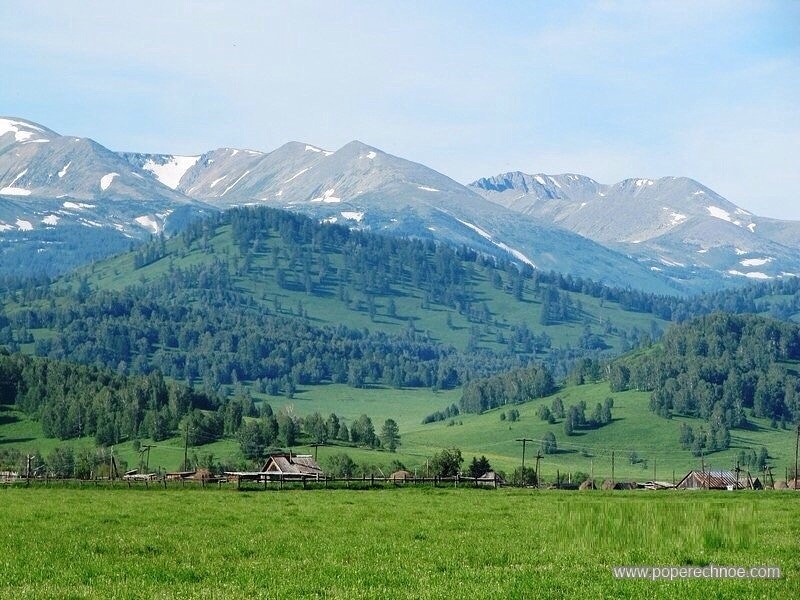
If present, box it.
[2,1,798,217]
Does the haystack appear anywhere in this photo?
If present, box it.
[389,470,413,481]
[579,479,596,490]
[774,480,788,490]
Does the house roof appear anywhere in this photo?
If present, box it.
[262,454,324,476]
[677,470,758,489]
[478,471,505,482]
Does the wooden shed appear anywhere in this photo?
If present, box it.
[676,470,761,490]
[477,471,505,487]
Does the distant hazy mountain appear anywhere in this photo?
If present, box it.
[471,172,800,290]
[0,117,212,275]
[5,114,797,295]
[121,140,676,293]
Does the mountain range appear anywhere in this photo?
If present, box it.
[471,172,800,288]
[2,115,798,294]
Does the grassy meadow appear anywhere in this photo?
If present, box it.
[0,486,796,599]
[4,379,799,481]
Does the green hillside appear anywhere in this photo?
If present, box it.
[3,208,800,480]
[60,213,669,358]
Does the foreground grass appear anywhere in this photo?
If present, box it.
[0,487,796,598]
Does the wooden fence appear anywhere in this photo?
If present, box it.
[2,473,502,490]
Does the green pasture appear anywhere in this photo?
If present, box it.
[0,487,796,599]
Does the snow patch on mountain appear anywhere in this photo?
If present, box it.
[707,206,737,224]
[284,168,310,183]
[418,185,440,192]
[100,173,118,191]
[221,170,251,196]
[209,176,227,189]
[15,219,33,231]
[0,187,30,196]
[42,215,60,226]
[142,155,199,189]
[312,188,341,203]
[341,211,364,222]
[2,169,29,194]
[660,258,685,267]
[63,201,96,210]
[670,212,687,225]
[740,257,773,267]
[455,217,536,267]
[58,161,71,178]
[0,118,42,142]
[135,215,161,234]
[728,270,771,280]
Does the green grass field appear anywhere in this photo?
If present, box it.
[0,487,796,599]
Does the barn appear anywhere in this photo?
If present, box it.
[676,470,761,490]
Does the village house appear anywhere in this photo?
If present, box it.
[477,471,505,487]
[261,453,324,481]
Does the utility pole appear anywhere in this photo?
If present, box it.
[794,424,799,488]
[515,438,534,487]
[653,458,656,484]
[734,460,741,489]
[110,446,116,482]
[26,454,32,480]
[140,444,155,472]
[701,450,706,490]
[611,450,615,485]
[310,442,324,461]
[534,452,543,489]
[183,421,190,472]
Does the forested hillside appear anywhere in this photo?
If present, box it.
[2,207,800,404]
[0,349,221,444]
[0,208,674,393]
[609,313,800,456]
